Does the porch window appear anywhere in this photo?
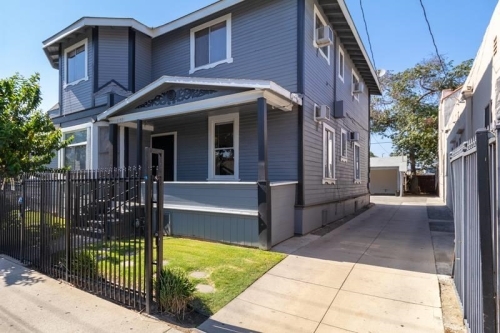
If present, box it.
[190,14,233,74]
[63,129,88,170]
[313,4,330,63]
[64,39,88,85]
[208,113,239,180]
[323,123,336,184]
[340,128,348,162]
[354,142,361,183]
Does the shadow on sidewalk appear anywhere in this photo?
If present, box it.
[0,256,45,287]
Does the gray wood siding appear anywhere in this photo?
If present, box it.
[128,127,152,167]
[302,0,370,206]
[135,32,152,91]
[98,27,129,88]
[169,210,259,247]
[271,183,296,245]
[61,29,93,114]
[151,0,297,92]
[152,103,298,182]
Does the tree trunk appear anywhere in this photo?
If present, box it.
[409,151,420,194]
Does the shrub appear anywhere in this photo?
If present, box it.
[155,267,196,319]
[71,251,98,277]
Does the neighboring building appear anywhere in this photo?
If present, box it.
[369,156,407,196]
[438,1,500,209]
[42,0,380,248]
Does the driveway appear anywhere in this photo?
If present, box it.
[198,196,446,333]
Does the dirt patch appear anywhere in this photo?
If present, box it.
[439,276,466,333]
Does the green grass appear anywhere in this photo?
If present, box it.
[89,237,285,315]
[24,211,66,238]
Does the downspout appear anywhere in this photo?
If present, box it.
[297,0,305,206]
[368,91,371,195]
[332,33,338,118]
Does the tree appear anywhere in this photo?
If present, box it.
[0,73,71,177]
[371,56,472,192]
[370,151,377,157]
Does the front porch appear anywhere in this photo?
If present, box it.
[97,76,303,249]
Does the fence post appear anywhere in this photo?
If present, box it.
[144,148,153,314]
[64,171,71,282]
[476,129,497,333]
[20,175,26,262]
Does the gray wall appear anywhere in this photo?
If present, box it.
[151,103,298,181]
[271,183,297,246]
[135,32,152,91]
[151,0,298,92]
[302,0,370,206]
[98,27,129,89]
[61,29,94,114]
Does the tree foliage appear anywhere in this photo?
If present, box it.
[371,56,472,174]
[0,73,71,177]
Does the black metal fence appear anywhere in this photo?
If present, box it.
[450,130,498,333]
[0,153,164,314]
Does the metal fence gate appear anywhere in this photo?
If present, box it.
[0,148,164,314]
[450,130,498,333]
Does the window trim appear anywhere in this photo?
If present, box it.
[313,4,330,64]
[352,70,360,101]
[353,142,361,184]
[58,124,91,170]
[322,123,336,184]
[338,47,345,82]
[208,112,239,181]
[190,13,233,74]
[340,128,348,162]
[64,38,89,87]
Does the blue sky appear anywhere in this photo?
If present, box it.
[0,0,497,156]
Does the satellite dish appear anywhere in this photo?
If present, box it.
[377,69,387,77]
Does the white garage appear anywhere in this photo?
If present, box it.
[370,156,408,196]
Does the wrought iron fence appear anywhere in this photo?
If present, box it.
[450,130,498,333]
[0,154,164,314]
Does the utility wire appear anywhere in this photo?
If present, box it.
[418,0,447,74]
[359,0,377,71]
[370,135,391,155]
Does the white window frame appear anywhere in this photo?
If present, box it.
[353,142,361,184]
[208,112,239,181]
[190,13,233,74]
[58,123,91,170]
[352,70,360,102]
[64,38,89,87]
[340,128,348,162]
[322,123,336,184]
[338,47,345,82]
[313,4,330,64]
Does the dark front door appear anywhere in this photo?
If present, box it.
[152,134,175,181]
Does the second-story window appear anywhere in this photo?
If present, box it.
[313,5,330,64]
[190,14,233,74]
[352,71,360,101]
[64,39,88,86]
[338,47,345,81]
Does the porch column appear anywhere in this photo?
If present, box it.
[137,120,143,169]
[109,124,118,168]
[257,97,272,250]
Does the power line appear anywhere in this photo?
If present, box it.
[418,0,447,74]
[359,0,377,71]
[370,136,391,155]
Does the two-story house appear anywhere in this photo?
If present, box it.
[43,0,380,249]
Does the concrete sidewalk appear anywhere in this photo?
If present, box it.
[0,255,176,333]
[199,196,446,333]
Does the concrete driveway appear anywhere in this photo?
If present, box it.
[199,196,445,333]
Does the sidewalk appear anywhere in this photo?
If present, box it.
[199,196,446,333]
[0,255,176,333]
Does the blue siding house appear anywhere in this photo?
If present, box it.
[43,0,380,249]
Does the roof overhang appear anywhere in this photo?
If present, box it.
[42,0,245,69]
[318,0,381,95]
[97,76,302,123]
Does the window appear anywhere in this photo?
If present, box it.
[313,5,330,63]
[352,71,360,101]
[340,128,348,162]
[208,113,239,180]
[485,103,491,128]
[63,129,88,170]
[64,39,88,85]
[353,142,361,183]
[338,48,345,81]
[323,124,336,183]
[190,14,233,74]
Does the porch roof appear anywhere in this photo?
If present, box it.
[97,76,302,123]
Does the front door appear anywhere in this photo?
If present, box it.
[152,134,175,181]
